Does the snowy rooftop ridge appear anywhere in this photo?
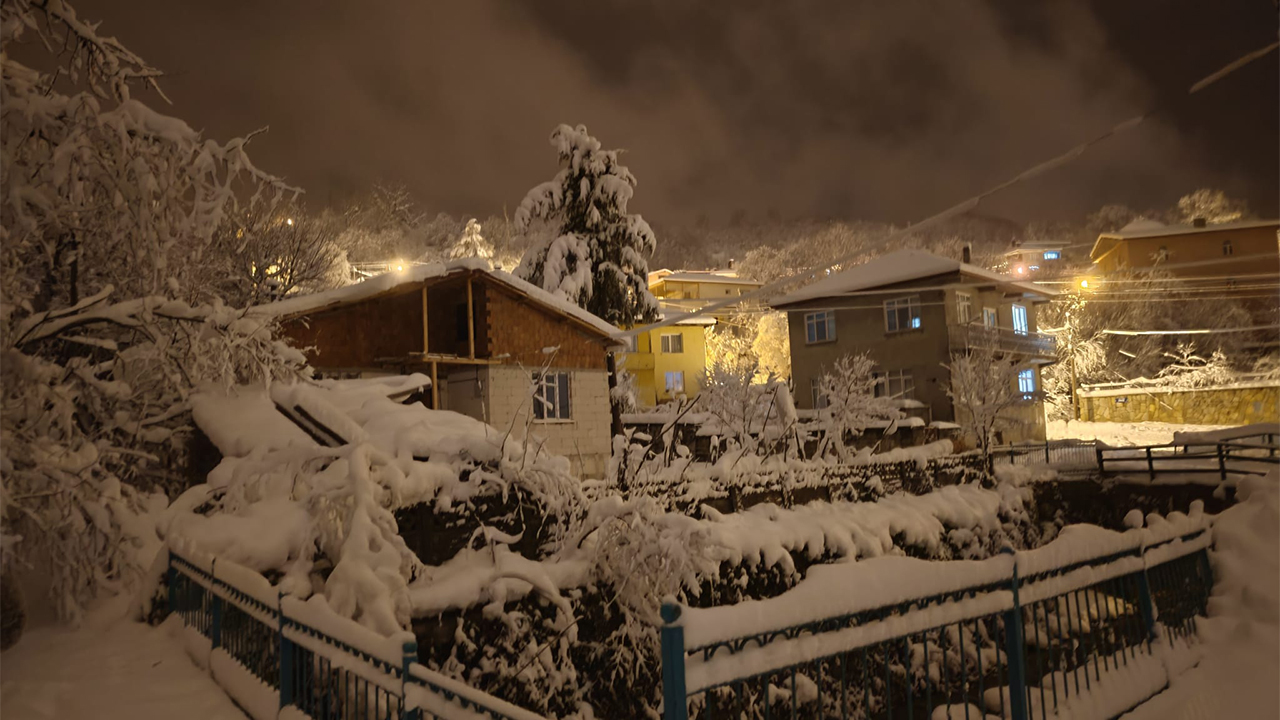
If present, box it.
[252,258,621,339]
[771,248,1054,306]
[1099,218,1279,240]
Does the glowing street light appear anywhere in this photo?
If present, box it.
[286,218,294,226]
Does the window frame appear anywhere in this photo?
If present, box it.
[531,371,572,422]
[873,369,915,400]
[804,311,836,344]
[664,370,685,394]
[660,333,684,354]
[1223,239,1234,256]
[884,296,922,333]
[982,307,998,328]
[956,292,973,325]
[1018,368,1037,398]
[1011,304,1029,335]
[1041,250,1060,260]
[810,377,829,409]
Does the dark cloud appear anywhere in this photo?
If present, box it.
[72,0,1278,226]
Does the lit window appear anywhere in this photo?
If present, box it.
[1042,251,1060,260]
[532,372,571,420]
[1011,305,1028,335]
[873,370,915,400]
[810,377,829,409]
[884,297,922,333]
[982,307,998,328]
[1018,369,1037,398]
[956,292,972,324]
[660,334,684,353]
[805,311,836,343]
[664,371,684,394]
[1223,240,1233,256]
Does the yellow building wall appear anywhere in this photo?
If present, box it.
[1096,225,1279,277]
[620,325,708,406]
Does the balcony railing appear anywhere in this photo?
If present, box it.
[949,323,1057,358]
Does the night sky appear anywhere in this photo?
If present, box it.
[72,0,1279,227]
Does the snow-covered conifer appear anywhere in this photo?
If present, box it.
[514,124,659,326]
[448,218,495,260]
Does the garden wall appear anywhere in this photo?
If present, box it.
[1078,383,1279,425]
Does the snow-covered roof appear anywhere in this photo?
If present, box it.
[1099,218,1279,240]
[1002,240,1065,256]
[254,258,619,339]
[772,249,1053,307]
[655,271,762,286]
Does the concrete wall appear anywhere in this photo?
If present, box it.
[484,365,612,478]
[1079,383,1280,425]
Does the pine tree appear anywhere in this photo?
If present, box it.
[448,218,494,260]
[514,124,659,326]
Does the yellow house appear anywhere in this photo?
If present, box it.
[648,268,763,319]
[1090,218,1279,278]
[622,312,714,406]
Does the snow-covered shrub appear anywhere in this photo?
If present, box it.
[1154,344,1236,389]
[0,0,303,622]
[944,346,1030,457]
[514,124,659,326]
[814,353,901,460]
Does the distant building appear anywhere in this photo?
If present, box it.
[258,260,619,477]
[1090,218,1279,278]
[773,249,1058,445]
[623,268,763,406]
[1003,239,1068,278]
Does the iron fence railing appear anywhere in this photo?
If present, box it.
[1096,436,1280,481]
[949,325,1057,359]
[992,440,1099,470]
[659,524,1214,720]
[167,547,548,720]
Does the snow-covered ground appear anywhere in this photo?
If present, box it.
[0,599,245,720]
[1122,473,1280,719]
[1047,420,1230,447]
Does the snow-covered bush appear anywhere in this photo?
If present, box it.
[0,0,304,622]
[1154,344,1235,389]
[814,353,901,460]
[514,124,659,326]
[945,346,1030,457]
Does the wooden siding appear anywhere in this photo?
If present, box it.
[484,283,608,370]
[280,287,423,369]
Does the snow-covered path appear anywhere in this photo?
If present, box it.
[0,604,244,720]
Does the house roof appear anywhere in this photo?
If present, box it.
[654,271,762,286]
[1002,240,1065,256]
[253,258,620,340]
[772,249,1054,307]
[1090,218,1279,261]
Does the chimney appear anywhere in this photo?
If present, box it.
[1193,217,1207,228]
[727,258,735,270]
[962,245,972,264]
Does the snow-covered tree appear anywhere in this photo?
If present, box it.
[814,354,900,460]
[1,0,306,622]
[752,311,791,381]
[514,124,659,326]
[945,347,1030,457]
[1155,344,1235,389]
[1177,188,1249,225]
[209,204,347,305]
[448,218,494,260]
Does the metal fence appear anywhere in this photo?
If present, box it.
[168,548,547,720]
[1097,438,1280,481]
[659,525,1214,720]
[992,440,1099,470]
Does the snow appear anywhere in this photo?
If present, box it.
[1047,420,1231,447]
[210,648,278,720]
[191,389,315,457]
[1102,217,1277,240]
[773,248,1053,306]
[1121,472,1280,719]
[0,606,245,720]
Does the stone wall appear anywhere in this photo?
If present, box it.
[1078,383,1279,425]
[486,364,612,478]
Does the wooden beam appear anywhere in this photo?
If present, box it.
[421,286,430,355]
[466,276,475,359]
[430,361,439,409]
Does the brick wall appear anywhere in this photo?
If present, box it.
[486,365,611,478]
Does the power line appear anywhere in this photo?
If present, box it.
[619,40,1279,338]
[1102,324,1280,337]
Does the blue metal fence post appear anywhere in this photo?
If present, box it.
[1136,558,1157,646]
[278,594,294,710]
[402,640,421,720]
[660,603,689,720]
[1000,548,1029,720]
[210,558,222,649]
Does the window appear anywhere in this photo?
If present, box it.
[982,307,998,328]
[532,372,571,421]
[664,371,685,394]
[956,292,972,324]
[1223,240,1234,256]
[810,378,829,409]
[1042,251,1060,260]
[660,334,684,353]
[805,311,836,343]
[884,297,921,332]
[1018,369,1037,398]
[873,370,915,400]
[1011,305,1028,335]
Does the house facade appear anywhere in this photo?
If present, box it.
[1090,218,1279,278]
[623,268,762,407]
[260,260,619,477]
[774,249,1057,446]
